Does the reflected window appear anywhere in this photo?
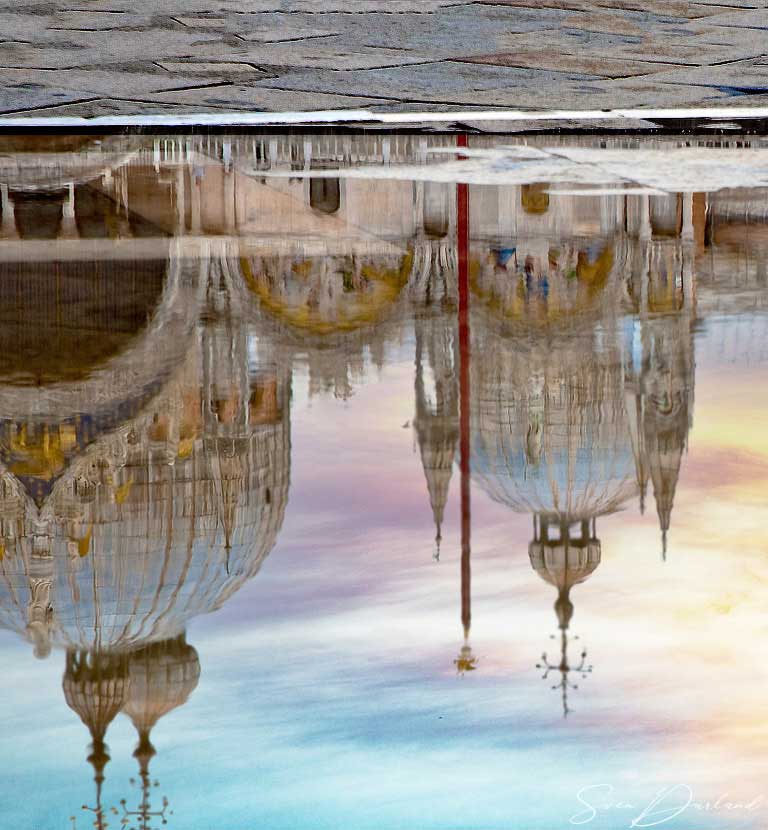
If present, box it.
[12,191,64,239]
[521,184,550,215]
[310,177,340,215]
[249,378,281,425]
[423,181,449,238]
[650,193,681,237]
[213,397,238,425]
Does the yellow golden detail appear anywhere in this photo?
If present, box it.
[114,479,134,505]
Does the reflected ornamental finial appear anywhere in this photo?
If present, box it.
[454,641,478,675]
[537,625,593,718]
[119,766,172,830]
[529,519,599,716]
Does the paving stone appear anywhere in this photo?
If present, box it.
[0,97,233,118]
[436,78,734,108]
[692,8,768,26]
[46,11,156,30]
[597,40,764,65]
[691,0,768,7]
[157,61,268,74]
[148,84,390,110]
[715,93,768,106]
[231,40,439,70]
[0,67,231,96]
[648,59,768,91]
[0,84,97,115]
[237,24,341,42]
[173,17,229,29]
[601,78,736,104]
[693,25,768,47]
[458,51,688,79]
[254,60,603,101]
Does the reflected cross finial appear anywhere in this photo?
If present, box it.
[536,630,593,718]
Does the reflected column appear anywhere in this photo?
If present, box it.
[0,184,17,240]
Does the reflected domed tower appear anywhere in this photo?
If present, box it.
[62,649,130,828]
[470,229,636,522]
[0,305,290,657]
[123,634,201,773]
[469,243,632,710]
[118,635,201,828]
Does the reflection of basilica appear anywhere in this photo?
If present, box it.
[0,133,763,771]
[0,140,293,826]
[401,182,697,693]
[469,197,698,552]
[0,283,290,826]
[465,188,700,713]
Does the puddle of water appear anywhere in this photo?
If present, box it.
[1,133,768,830]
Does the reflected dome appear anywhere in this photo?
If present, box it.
[123,634,201,765]
[471,318,637,520]
[0,258,167,386]
[0,310,291,657]
[242,252,410,336]
[62,649,131,791]
[472,239,617,332]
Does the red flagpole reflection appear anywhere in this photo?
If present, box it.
[457,134,471,639]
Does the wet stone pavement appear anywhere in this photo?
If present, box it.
[0,0,767,118]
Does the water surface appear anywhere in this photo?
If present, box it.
[1,133,767,830]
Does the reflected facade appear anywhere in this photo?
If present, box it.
[0,133,766,829]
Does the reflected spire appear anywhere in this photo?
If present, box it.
[412,232,459,562]
[413,316,459,562]
[638,324,694,562]
[628,233,696,560]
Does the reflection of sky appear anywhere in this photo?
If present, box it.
[3,314,768,830]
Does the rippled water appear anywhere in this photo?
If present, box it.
[1,133,767,830]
